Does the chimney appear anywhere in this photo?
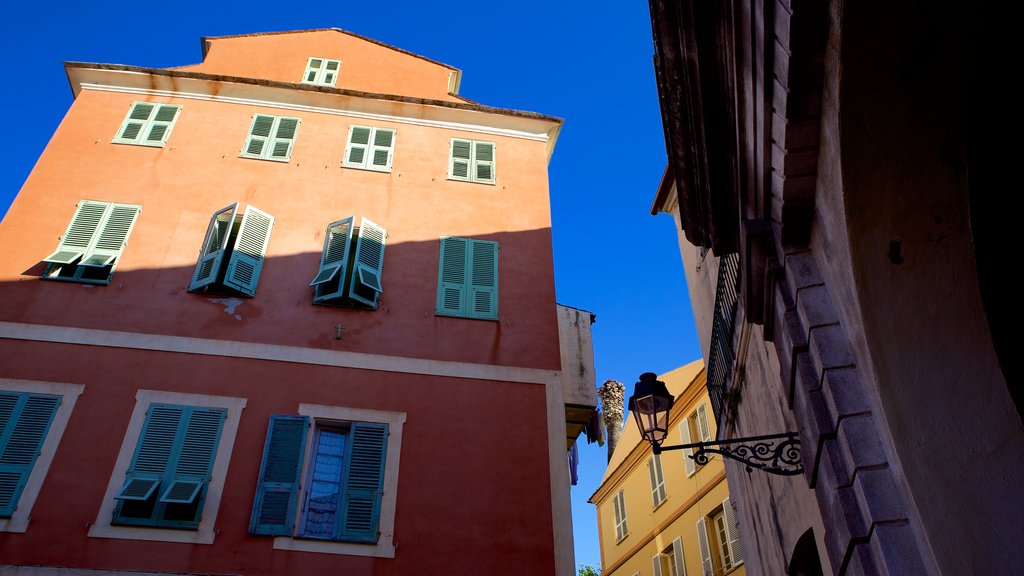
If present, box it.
[598,379,625,462]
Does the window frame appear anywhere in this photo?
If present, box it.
[88,390,246,545]
[447,138,496,184]
[112,101,182,147]
[266,403,406,559]
[239,114,301,162]
[41,200,141,285]
[0,379,83,534]
[342,126,396,172]
[649,453,667,508]
[301,57,341,87]
[612,488,628,542]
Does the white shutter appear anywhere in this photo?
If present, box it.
[672,537,686,576]
[43,201,109,264]
[223,205,274,296]
[652,554,664,576]
[697,403,712,441]
[681,417,696,477]
[189,204,237,291]
[723,497,744,566]
[697,517,713,576]
[348,218,386,307]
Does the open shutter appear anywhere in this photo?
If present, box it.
[116,405,184,503]
[473,141,495,182]
[311,217,353,302]
[189,204,237,291]
[143,105,181,145]
[114,102,155,143]
[696,404,711,441]
[468,239,498,319]
[344,126,371,167]
[450,139,471,179]
[43,201,109,265]
[681,417,697,476]
[250,415,309,535]
[648,457,659,505]
[0,393,60,517]
[269,117,299,161]
[338,422,387,543]
[652,554,664,576]
[224,205,274,296]
[437,237,468,315]
[369,129,394,170]
[80,204,141,267]
[672,537,686,576]
[723,497,744,565]
[348,218,386,307]
[160,408,225,508]
[697,517,714,576]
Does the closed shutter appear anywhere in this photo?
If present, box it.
[311,217,354,302]
[473,141,495,182]
[337,422,388,543]
[723,497,744,565]
[681,417,696,476]
[224,205,274,296]
[115,102,155,143]
[468,239,498,319]
[143,104,181,145]
[344,126,371,167]
[114,103,181,146]
[242,115,275,158]
[697,517,713,576]
[450,139,472,179]
[303,58,323,83]
[348,218,386,307]
[250,415,309,535]
[79,204,141,267]
[160,408,225,507]
[43,201,109,265]
[652,554,664,576]
[0,393,61,517]
[648,457,659,505]
[437,237,468,316]
[322,60,340,86]
[269,118,299,161]
[672,537,686,576]
[116,405,184,504]
[189,204,238,291]
[369,128,395,170]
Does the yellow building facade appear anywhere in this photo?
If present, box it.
[590,361,746,576]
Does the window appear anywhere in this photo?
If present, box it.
[653,538,686,576]
[41,200,141,285]
[342,126,395,172]
[189,203,274,297]
[310,217,387,308]
[612,489,627,541]
[111,404,226,529]
[436,237,498,320]
[250,404,405,558]
[681,403,713,477]
[90,390,244,544]
[448,138,495,184]
[302,57,340,87]
[240,114,300,162]
[697,498,744,575]
[113,102,181,147]
[649,454,666,507]
[0,380,83,533]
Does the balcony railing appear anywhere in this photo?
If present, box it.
[707,253,740,423]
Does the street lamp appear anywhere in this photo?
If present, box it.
[627,372,804,476]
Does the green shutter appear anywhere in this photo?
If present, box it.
[370,129,394,170]
[344,127,394,171]
[159,408,224,506]
[43,201,109,264]
[242,115,276,159]
[224,205,274,296]
[312,217,354,303]
[114,103,155,143]
[79,204,141,267]
[348,218,386,307]
[269,118,299,161]
[450,139,472,179]
[436,237,468,315]
[473,142,495,182]
[250,415,309,536]
[468,239,498,319]
[344,126,372,167]
[0,393,61,518]
[338,422,387,543]
[189,204,238,291]
[114,102,180,146]
[142,105,181,145]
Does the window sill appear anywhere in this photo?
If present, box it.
[238,155,291,163]
[614,533,629,545]
[435,311,498,321]
[341,163,392,173]
[273,534,394,558]
[112,140,166,148]
[446,176,496,186]
[652,496,669,512]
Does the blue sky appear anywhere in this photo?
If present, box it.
[0,1,702,569]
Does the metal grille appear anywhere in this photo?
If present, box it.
[707,253,740,422]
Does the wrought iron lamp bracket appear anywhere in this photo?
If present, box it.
[653,432,803,476]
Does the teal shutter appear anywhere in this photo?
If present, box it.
[189,204,238,291]
[311,217,354,302]
[468,239,498,319]
[0,393,61,517]
[269,117,299,161]
[473,141,495,183]
[344,126,371,167]
[115,405,183,505]
[160,408,225,506]
[436,237,468,315]
[450,139,472,179]
[348,218,386,307]
[224,205,274,296]
[250,415,309,535]
[338,422,387,543]
[43,201,109,265]
[79,204,141,267]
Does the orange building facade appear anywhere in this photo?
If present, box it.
[0,29,595,575]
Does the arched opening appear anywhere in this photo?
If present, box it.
[788,529,823,576]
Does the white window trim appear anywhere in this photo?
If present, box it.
[301,57,341,87]
[0,379,84,533]
[88,390,246,544]
[341,125,396,172]
[272,403,406,558]
[613,489,628,542]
